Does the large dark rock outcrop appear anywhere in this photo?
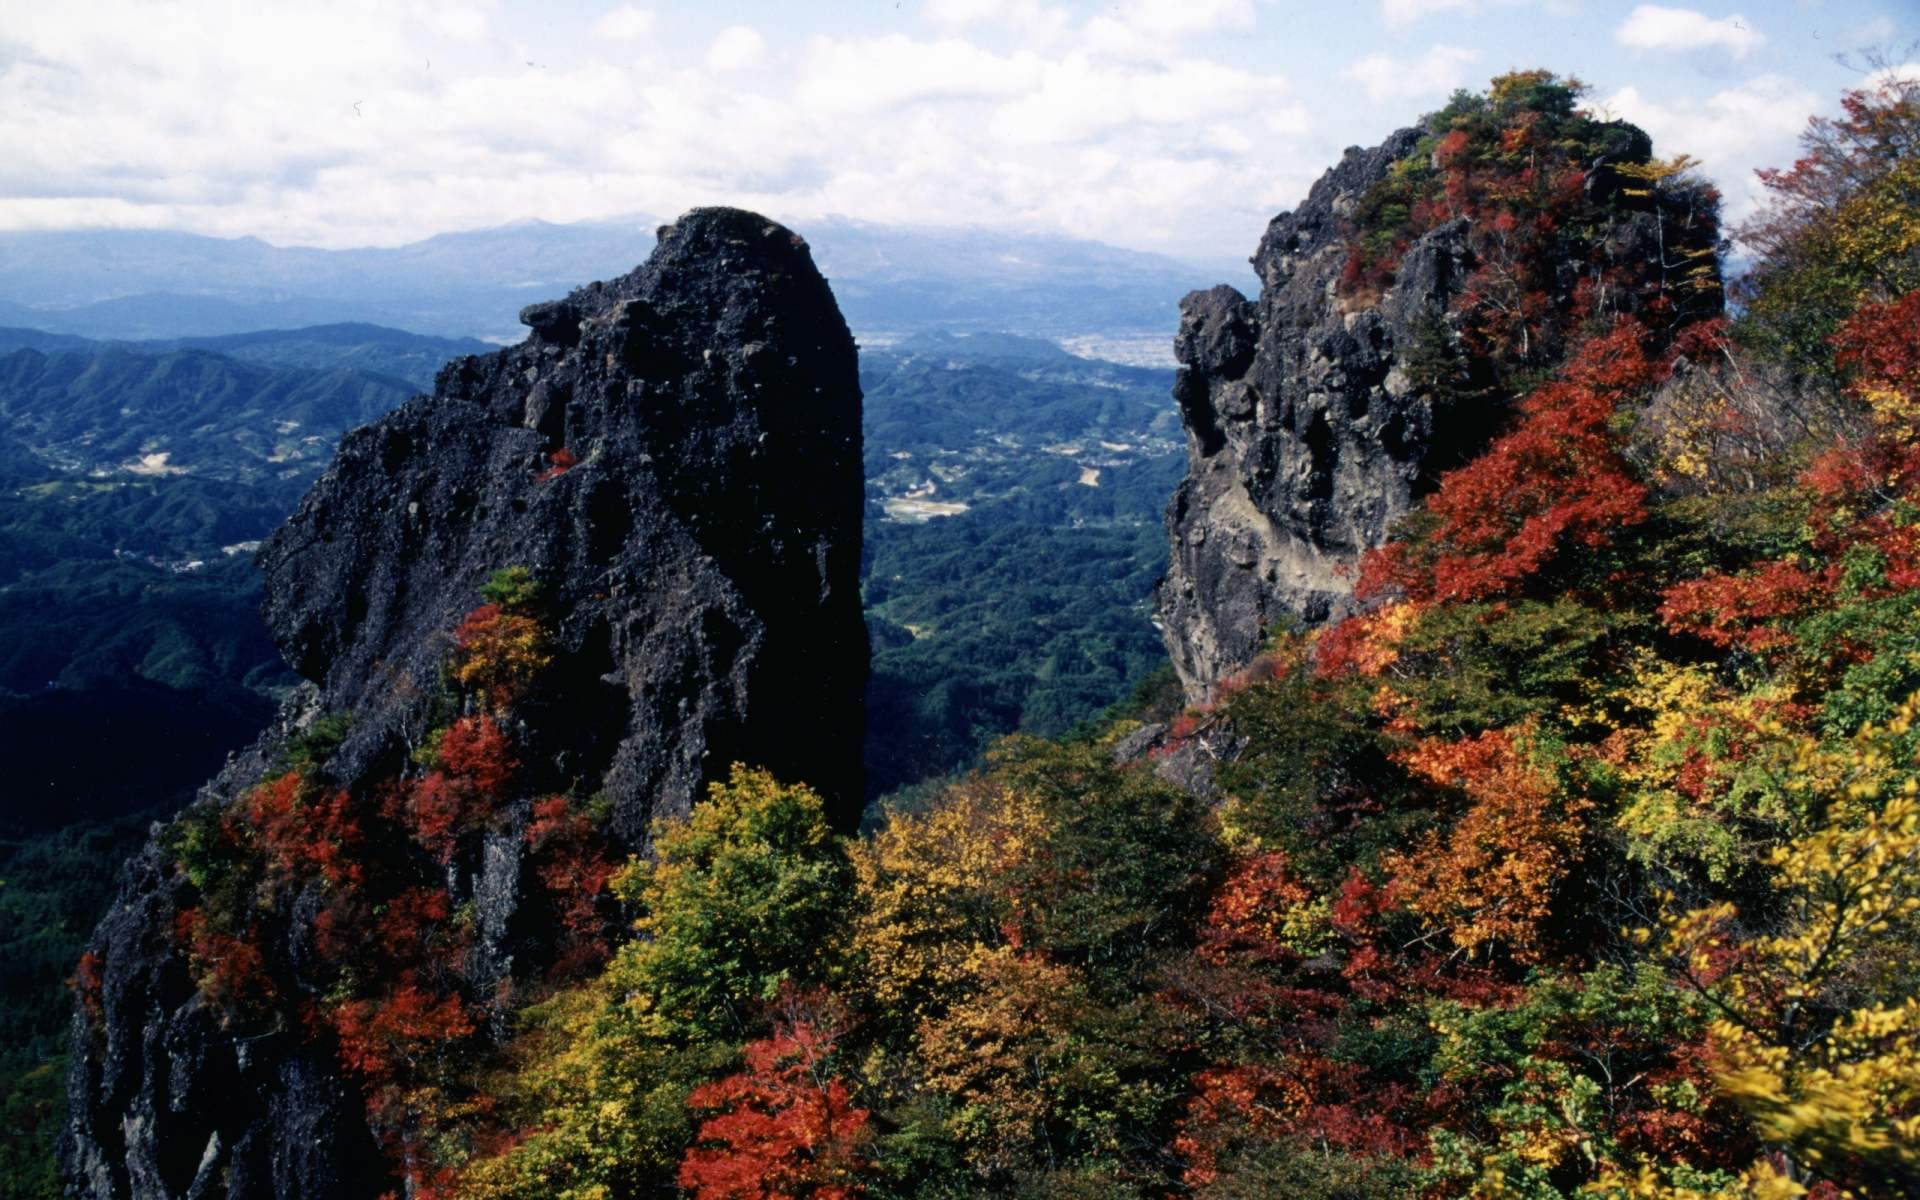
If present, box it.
[1158,128,1458,700]
[1157,122,1704,701]
[64,207,868,1198]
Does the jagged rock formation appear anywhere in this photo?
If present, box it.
[258,207,867,835]
[1157,128,1463,700]
[64,208,868,1198]
[64,782,392,1200]
[1157,119,1705,701]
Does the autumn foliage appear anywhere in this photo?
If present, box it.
[118,70,1920,1200]
[1357,319,1654,604]
[1384,727,1587,961]
[146,566,611,1195]
[524,795,617,970]
[679,1000,872,1200]
[1340,70,1720,373]
[536,446,578,480]
[330,974,477,1081]
[449,569,551,710]
[172,907,274,1016]
[1736,71,1919,373]
[388,715,516,863]
[1832,289,1920,434]
[71,950,104,1029]
[240,770,365,887]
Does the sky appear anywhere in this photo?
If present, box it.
[0,1,1911,265]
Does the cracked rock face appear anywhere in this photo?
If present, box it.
[64,207,868,1199]
[1159,128,1473,702]
[1156,116,1701,705]
[259,206,868,834]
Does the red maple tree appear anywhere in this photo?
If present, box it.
[679,1001,872,1200]
[1358,319,1655,604]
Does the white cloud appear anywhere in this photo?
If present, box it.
[1615,5,1764,59]
[425,4,491,40]
[987,54,1292,145]
[1379,0,1584,30]
[1113,0,1256,36]
[921,0,1073,43]
[705,25,765,72]
[1267,105,1311,136]
[1343,45,1478,102]
[922,0,1004,22]
[1380,0,1477,28]
[0,1,660,243]
[1866,61,1920,93]
[0,0,1821,268]
[0,0,1311,261]
[1083,0,1257,60]
[1601,74,1818,224]
[593,5,655,41]
[794,36,1043,114]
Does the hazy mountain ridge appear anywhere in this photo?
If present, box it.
[0,334,460,830]
[0,324,491,392]
[0,218,1245,343]
[0,345,420,484]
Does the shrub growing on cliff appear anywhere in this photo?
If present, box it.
[1339,71,1722,381]
[451,767,854,1197]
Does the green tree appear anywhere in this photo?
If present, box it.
[623,765,854,1039]
[454,766,854,1198]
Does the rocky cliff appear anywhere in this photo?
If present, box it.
[63,207,868,1198]
[1158,127,1438,702]
[1158,106,1715,701]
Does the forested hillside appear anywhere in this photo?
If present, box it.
[13,64,1919,1200]
[40,70,1917,1200]
[0,344,426,832]
[860,331,1181,794]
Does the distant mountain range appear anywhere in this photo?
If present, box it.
[0,334,428,483]
[0,217,1249,344]
[0,323,489,391]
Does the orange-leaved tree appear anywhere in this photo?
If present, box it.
[678,993,872,1200]
[1357,319,1656,605]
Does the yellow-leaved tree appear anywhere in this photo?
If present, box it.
[1628,694,1920,1197]
[453,766,852,1199]
[847,778,1045,1029]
